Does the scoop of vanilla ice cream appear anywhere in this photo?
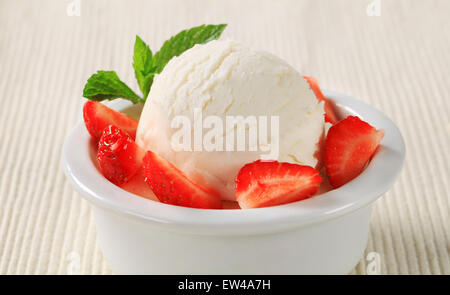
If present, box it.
[136,40,325,201]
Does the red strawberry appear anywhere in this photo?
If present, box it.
[83,101,138,140]
[97,125,144,186]
[304,76,339,124]
[235,160,322,209]
[324,116,385,188]
[142,150,222,209]
[121,168,158,201]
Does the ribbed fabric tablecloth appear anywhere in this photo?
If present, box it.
[0,0,448,275]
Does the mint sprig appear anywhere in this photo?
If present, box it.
[152,24,227,74]
[133,36,154,99]
[82,71,142,103]
[83,24,227,104]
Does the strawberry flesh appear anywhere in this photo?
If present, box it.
[97,125,144,186]
[324,116,385,188]
[235,160,322,209]
[83,101,138,140]
[304,75,339,124]
[142,150,222,209]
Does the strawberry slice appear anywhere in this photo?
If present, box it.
[235,160,322,209]
[83,101,138,140]
[142,150,222,209]
[324,116,385,188]
[304,76,339,124]
[97,125,144,186]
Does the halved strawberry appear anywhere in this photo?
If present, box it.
[83,101,138,140]
[142,150,222,209]
[235,160,322,209]
[97,125,144,186]
[324,116,385,188]
[304,76,339,124]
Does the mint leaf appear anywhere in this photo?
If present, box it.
[83,71,142,104]
[133,36,154,99]
[152,24,227,73]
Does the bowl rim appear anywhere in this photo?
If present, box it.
[62,90,405,235]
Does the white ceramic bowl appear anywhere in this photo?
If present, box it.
[62,90,405,274]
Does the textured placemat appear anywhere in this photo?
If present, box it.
[0,0,448,275]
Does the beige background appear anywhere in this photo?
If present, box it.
[0,0,449,274]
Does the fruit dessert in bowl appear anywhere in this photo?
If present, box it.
[62,25,405,274]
